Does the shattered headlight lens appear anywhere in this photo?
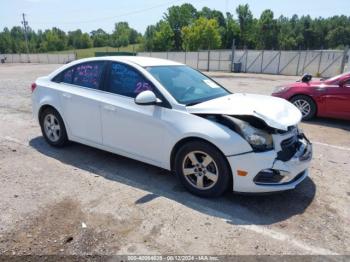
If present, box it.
[235,119,274,151]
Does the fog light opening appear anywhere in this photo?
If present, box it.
[254,169,288,184]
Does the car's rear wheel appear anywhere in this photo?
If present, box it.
[39,107,68,147]
[174,141,231,197]
[290,95,316,120]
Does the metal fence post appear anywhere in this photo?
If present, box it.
[317,49,323,76]
[231,39,236,72]
[340,45,349,73]
[184,51,187,64]
[260,50,264,73]
[207,50,210,71]
[277,50,282,74]
[245,48,248,73]
[296,50,301,75]
[302,50,309,73]
[197,50,199,69]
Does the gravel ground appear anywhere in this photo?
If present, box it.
[0,63,349,257]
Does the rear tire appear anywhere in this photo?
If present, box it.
[290,95,316,120]
[39,107,68,147]
[174,141,231,197]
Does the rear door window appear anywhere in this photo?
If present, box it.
[52,67,74,83]
[106,62,154,98]
[72,62,105,89]
[62,67,74,83]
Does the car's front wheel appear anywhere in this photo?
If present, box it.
[174,141,231,197]
[39,107,68,147]
[290,95,317,120]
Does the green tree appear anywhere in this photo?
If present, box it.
[111,22,131,47]
[258,10,278,49]
[326,26,350,48]
[236,4,253,48]
[0,27,12,53]
[199,7,226,28]
[198,7,228,48]
[91,28,109,47]
[277,16,297,50]
[182,17,221,51]
[129,29,142,44]
[164,3,198,50]
[80,33,93,48]
[143,25,157,51]
[153,21,174,51]
[223,12,240,49]
[1,5,350,54]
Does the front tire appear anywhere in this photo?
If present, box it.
[290,95,316,120]
[39,107,68,147]
[174,141,231,197]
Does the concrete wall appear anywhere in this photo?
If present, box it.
[0,53,76,64]
[138,49,347,77]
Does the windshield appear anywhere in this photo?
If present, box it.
[325,71,350,83]
[145,65,230,105]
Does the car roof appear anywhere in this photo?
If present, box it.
[72,56,184,67]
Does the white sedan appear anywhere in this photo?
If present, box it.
[31,56,312,197]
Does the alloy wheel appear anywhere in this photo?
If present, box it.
[182,151,219,190]
[43,113,61,142]
[293,99,311,117]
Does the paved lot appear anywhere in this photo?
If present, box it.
[0,63,349,256]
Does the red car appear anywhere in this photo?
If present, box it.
[272,72,350,120]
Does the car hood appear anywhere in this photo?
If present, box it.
[186,93,302,131]
[287,80,323,88]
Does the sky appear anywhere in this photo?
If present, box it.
[1,0,350,34]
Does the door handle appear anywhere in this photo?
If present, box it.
[103,105,117,112]
[62,93,72,99]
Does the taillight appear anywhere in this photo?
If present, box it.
[31,83,37,92]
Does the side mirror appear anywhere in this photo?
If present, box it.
[301,73,312,83]
[134,90,161,105]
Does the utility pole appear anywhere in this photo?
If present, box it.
[21,13,30,62]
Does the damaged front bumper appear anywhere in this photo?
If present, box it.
[227,130,312,193]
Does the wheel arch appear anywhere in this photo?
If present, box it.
[289,94,318,115]
[38,104,62,121]
[170,136,233,187]
[38,104,69,136]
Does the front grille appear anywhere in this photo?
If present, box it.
[277,135,301,161]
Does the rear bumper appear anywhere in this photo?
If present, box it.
[227,134,312,193]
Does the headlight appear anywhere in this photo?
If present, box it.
[273,86,290,93]
[234,119,274,151]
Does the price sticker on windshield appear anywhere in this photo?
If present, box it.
[203,79,220,88]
